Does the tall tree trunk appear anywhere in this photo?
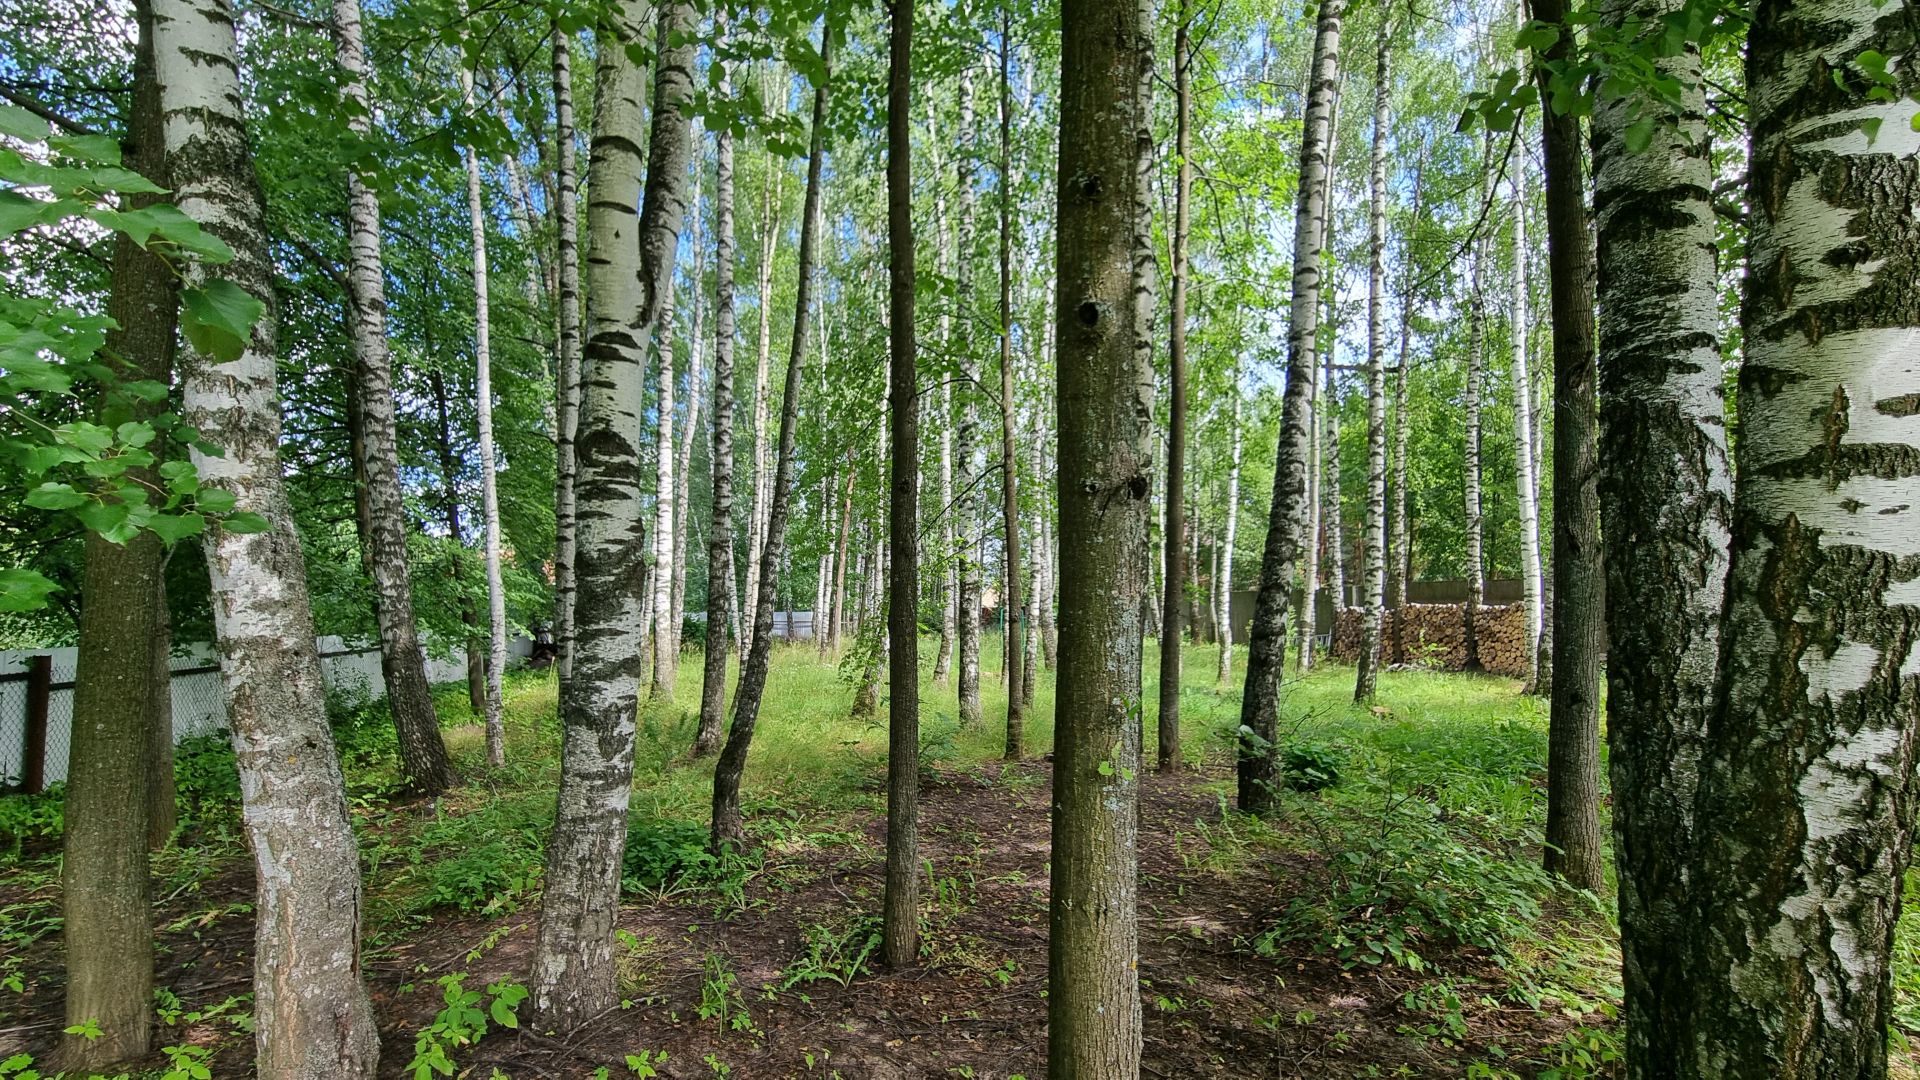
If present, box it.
[1510,141,1545,694]
[1678,0,1920,1071]
[60,8,176,1063]
[1157,0,1192,770]
[429,370,488,713]
[929,95,958,686]
[1462,233,1486,672]
[953,66,983,729]
[553,26,583,683]
[336,0,451,792]
[1296,82,1340,675]
[711,27,831,850]
[881,0,920,968]
[1049,0,1154,1065]
[1589,0,1727,1068]
[457,53,510,767]
[1322,332,1345,611]
[154,0,380,1067]
[1353,20,1390,704]
[1384,165,1421,665]
[743,97,786,661]
[1038,460,1059,670]
[1528,0,1605,892]
[147,582,175,850]
[1216,370,1242,684]
[671,160,706,681]
[530,0,696,1027]
[696,15,738,759]
[1238,0,1342,816]
[830,468,853,652]
[651,254,679,699]
[997,11,1026,760]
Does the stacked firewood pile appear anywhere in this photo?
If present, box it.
[1329,602,1530,677]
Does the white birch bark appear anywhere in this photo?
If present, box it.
[1510,150,1544,691]
[651,261,678,698]
[743,80,786,658]
[154,0,379,1069]
[531,0,696,1027]
[332,0,451,792]
[553,28,583,683]
[1353,21,1390,703]
[1462,234,1486,669]
[1216,374,1241,683]
[457,54,509,766]
[671,158,705,680]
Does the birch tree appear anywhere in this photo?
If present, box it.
[1048,0,1154,1063]
[154,0,380,1067]
[530,0,696,1026]
[456,48,508,765]
[953,66,983,728]
[1215,365,1241,684]
[335,0,451,791]
[996,14,1026,760]
[1588,0,1726,1066]
[1238,0,1342,816]
[1509,143,1544,693]
[696,14,738,759]
[671,158,706,677]
[1353,17,1390,704]
[553,27,582,683]
[743,82,785,657]
[1659,0,1920,1070]
[1462,235,1486,672]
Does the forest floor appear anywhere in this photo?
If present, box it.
[6,639,1920,1078]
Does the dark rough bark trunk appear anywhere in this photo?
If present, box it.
[334,0,451,793]
[147,582,176,849]
[1679,0,1920,1073]
[997,11,1026,761]
[156,0,381,1067]
[1589,0,1728,1069]
[711,27,831,851]
[882,0,920,970]
[695,13,738,760]
[531,0,696,1028]
[553,25,583,684]
[60,8,176,1063]
[1157,0,1191,770]
[1048,0,1154,1066]
[1239,0,1342,816]
[1528,0,1606,892]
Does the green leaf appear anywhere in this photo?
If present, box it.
[1624,117,1656,153]
[24,482,87,510]
[0,105,51,141]
[0,190,60,237]
[1861,116,1884,145]
[0,569,59,612]
[76,499,135,543]
[116,420,157,448]
[195,488,237,513]
[48,133,122,164]
[145,512,206,545]
[180,280,264,362]
[223,510,271,534]
[55,422,114,454]
[488,999,519,1029]
[120,379,169,402]
[123,204,232,260]
[1514,20,1559,53]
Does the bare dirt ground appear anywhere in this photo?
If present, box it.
[3,762,1596,1079]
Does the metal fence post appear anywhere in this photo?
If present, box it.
[23,654,50,794]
